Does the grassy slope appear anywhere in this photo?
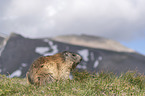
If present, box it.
[0,71,145,96]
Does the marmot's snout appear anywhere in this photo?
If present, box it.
[75,53,82,64]
[62,51,82,70]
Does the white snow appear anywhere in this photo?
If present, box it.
[98,56,102,60]
[21,63,27,67]
[0,69,2,73]
[43,39,58,56]
[76,64,87,69]
[35,39,58,56]
[78,49,89,62]
[35,47,50,55]
[93,60,99,68]
[69,74,73,80]
[9,70,22,78]
[93,56,102,68]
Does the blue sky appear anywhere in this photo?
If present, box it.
[0,0,145,55]
[121,38,145,55]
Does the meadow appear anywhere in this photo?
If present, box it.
[0,71,145,96]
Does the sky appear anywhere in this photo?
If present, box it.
[0,0,145,55]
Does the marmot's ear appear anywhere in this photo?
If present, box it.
[63,51,69,56]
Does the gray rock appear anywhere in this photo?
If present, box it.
[0,33,145,77]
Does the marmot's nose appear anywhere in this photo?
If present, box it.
[80,56,82,61]
[72,54,76,56]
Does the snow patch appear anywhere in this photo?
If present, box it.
[69,74,73,80]
[94,60,99,68]
[93,56,102,68]
[9,70,22,78]
[43,39,58,56]
[98,56,102,60]
[35,47,50,55]
[21,63,27,67]
[0,69,2,73]
[78,49,89,61]
[35,39,58,56]
[76,64,87,69]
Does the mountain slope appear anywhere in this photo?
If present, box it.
[0,33,145,77]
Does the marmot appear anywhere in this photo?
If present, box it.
[26,51,82,86]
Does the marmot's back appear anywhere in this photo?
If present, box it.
[26,51,82,86]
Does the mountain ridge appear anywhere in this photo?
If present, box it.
[51,34,135,53]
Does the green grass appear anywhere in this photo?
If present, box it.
[0,71,145,96]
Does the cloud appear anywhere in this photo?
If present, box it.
[0,0,145,41]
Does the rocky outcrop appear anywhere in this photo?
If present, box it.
[0,33,6,48]
[0,33,8,56]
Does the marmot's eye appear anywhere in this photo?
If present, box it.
[72,54,76,56]
[64,51,69,56]
[65,53,68,56]
[38,77,40,81]
[41,65,44,68]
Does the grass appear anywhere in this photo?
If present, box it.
[0,71,145,96]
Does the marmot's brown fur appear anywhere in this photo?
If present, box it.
[26,51,82,86]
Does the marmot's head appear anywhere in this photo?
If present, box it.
[62,51,82,69]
